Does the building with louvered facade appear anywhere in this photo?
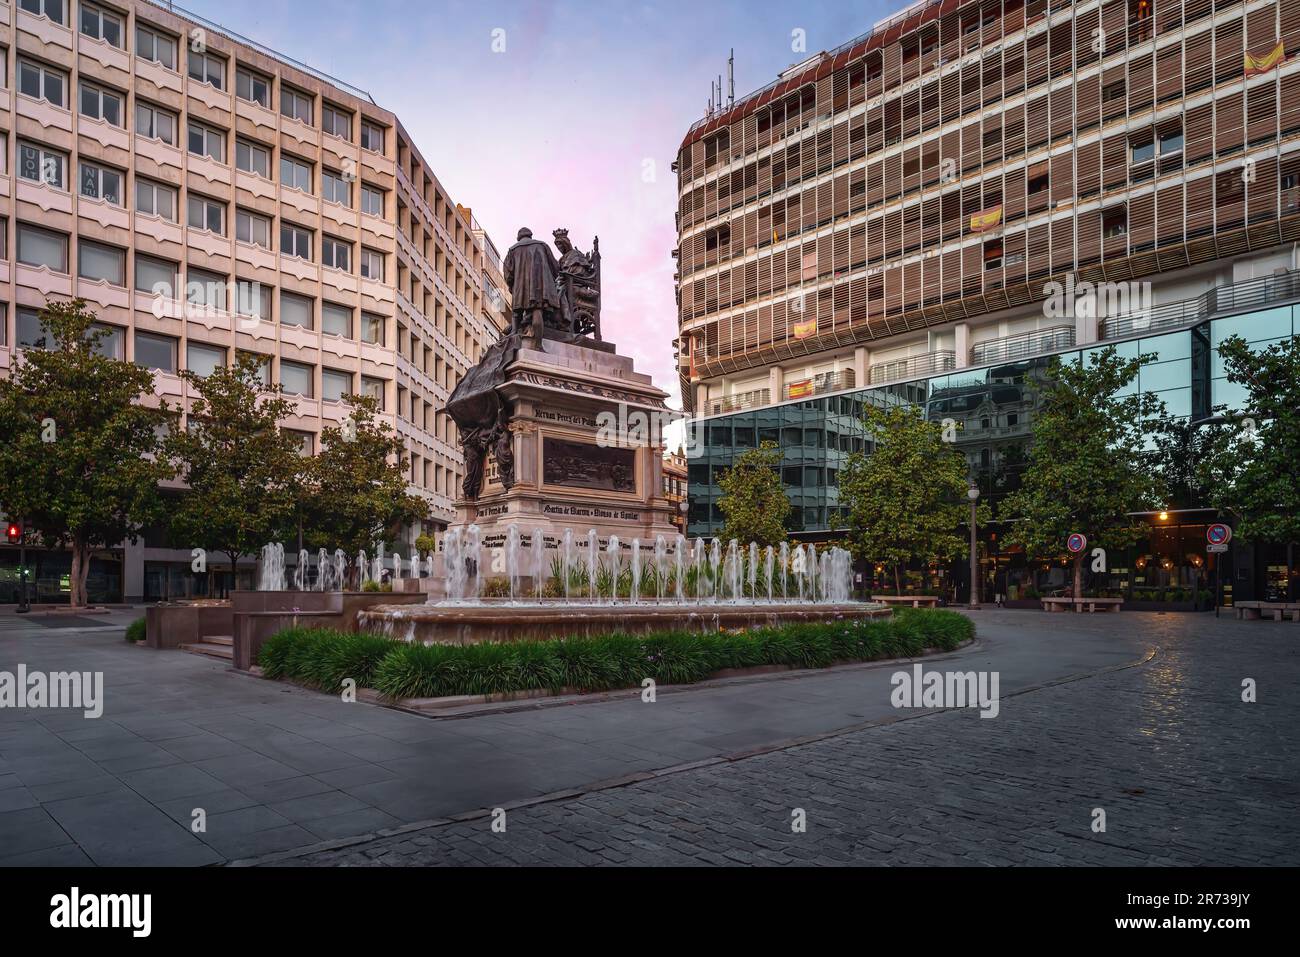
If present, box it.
[675,0,1300,606]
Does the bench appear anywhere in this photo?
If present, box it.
[1234,601,1300,622]
[1042,597,1124,613]
[872,595,941,609]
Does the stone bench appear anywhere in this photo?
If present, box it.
[871,595,941,608]
[1234,601,1300,622]
[1042,597,1124,613]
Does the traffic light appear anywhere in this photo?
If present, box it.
[5,521,21,545]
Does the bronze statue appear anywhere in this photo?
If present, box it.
[503,227,563,348]
[448,225,605,500]
[554,229,602,341]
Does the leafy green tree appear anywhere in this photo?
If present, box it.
[166,353,304,575]
[0,299,172,607]
[1001,347,1163,598]
[1147,413,1235,511]
[1202,335,1300,545]
[839,404,972,594]
[304,393,428,559]
[716,441,790,547]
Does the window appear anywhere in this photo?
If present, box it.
[187,342,226,378]
[235,139,271,177]
[136,101,177,144]
[235,279,265,320]
[18,142,66,189]
[280,291,313,328]
[1103,206,1128,238]
[322,169,351,206]
[360,121,384,152]
[323,104,351,139]
[134,331,177,372]
[1103,80,1126,103]
[136,179,177,221]
[1131,136,1156,165]
[360,247,383,280]
[188,121,225,162]
[322,236,351,271]
[361,376,384,408]
[280,155,311,192]
[19,0,64,25]
[1158,128,1184,156]
[136,25,177,70]
[281,86,312,124]
[236,209,271,248]
[360,184,384,216]
[78,241,125,286]
[361,312,385,345]
[90,323,124,359]
[235,67,271,108]
[80,4,123,47]
[187,269,227,312]
[17,224,68,272]
[188,50,225,89]
[322,302,351,338]
[18,308,51,350]
[79,82,123,126]
[239,351,272,387]
[322,368,351,402]
[281,223,312,260]
[287,430,313,456]
[135,255,178,296]
[187,194,225,234]
[280,360,313,396]
[79,161,124,205]
[18,59,66,107]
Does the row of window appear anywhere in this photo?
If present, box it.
[11,63,389,216]
[7,221,389,343]
[15,0,387,151]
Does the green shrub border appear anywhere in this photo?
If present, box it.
[125,617,146,643]
[258,608,974,701]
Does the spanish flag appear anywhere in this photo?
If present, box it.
[793,317,817,339]
[970,206,1004,233]
[787,378,814,399]
[1245,41,1285,77]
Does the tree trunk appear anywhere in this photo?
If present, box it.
[894,564,903,596]
[70,540,91,609]
[1073,554,1084,599]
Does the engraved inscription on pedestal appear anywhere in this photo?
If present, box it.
[542,437,636,494]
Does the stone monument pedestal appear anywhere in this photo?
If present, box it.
[450,330,680,559]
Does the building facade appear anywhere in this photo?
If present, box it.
[676,0,1300,604]
[0,0,507,602]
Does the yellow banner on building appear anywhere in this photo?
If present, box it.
[787,378,814,399]
[969,206,1004,233]
[793,317,818,339]
[1245,41,1286,77]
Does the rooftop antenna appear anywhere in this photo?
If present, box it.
[728,49,735,107]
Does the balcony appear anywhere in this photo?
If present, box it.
[1101,267,1300,341]
[784,370,856,401]
[868,351,955,385]
[971,325,1075,365]
[710,389,770,415]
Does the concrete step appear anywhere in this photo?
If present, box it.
[204,635,234,646]
[181,641,233,661]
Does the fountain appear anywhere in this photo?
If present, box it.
[258,543,286,591]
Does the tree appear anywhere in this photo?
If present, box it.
[1001,347,1163,598]
[0,299,172,607]
[304,393,428,561]
[839,404,972,594]
[1203,334,1300,545]
[166,353,304,577]
[716,441,790,547]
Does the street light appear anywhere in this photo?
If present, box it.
[967,482,981,609]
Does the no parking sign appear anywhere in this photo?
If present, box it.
[1067,533,1087,554]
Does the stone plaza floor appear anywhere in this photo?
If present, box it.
[0,608,1295,866]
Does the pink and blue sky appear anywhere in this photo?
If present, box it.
[184,0,899,405]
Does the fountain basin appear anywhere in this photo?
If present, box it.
[357,601,888,646]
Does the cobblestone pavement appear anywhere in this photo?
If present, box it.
[275,614,1300,866]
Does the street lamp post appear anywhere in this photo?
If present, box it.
[967,482,981,609]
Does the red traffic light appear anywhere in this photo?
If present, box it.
[5,522,21,544]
